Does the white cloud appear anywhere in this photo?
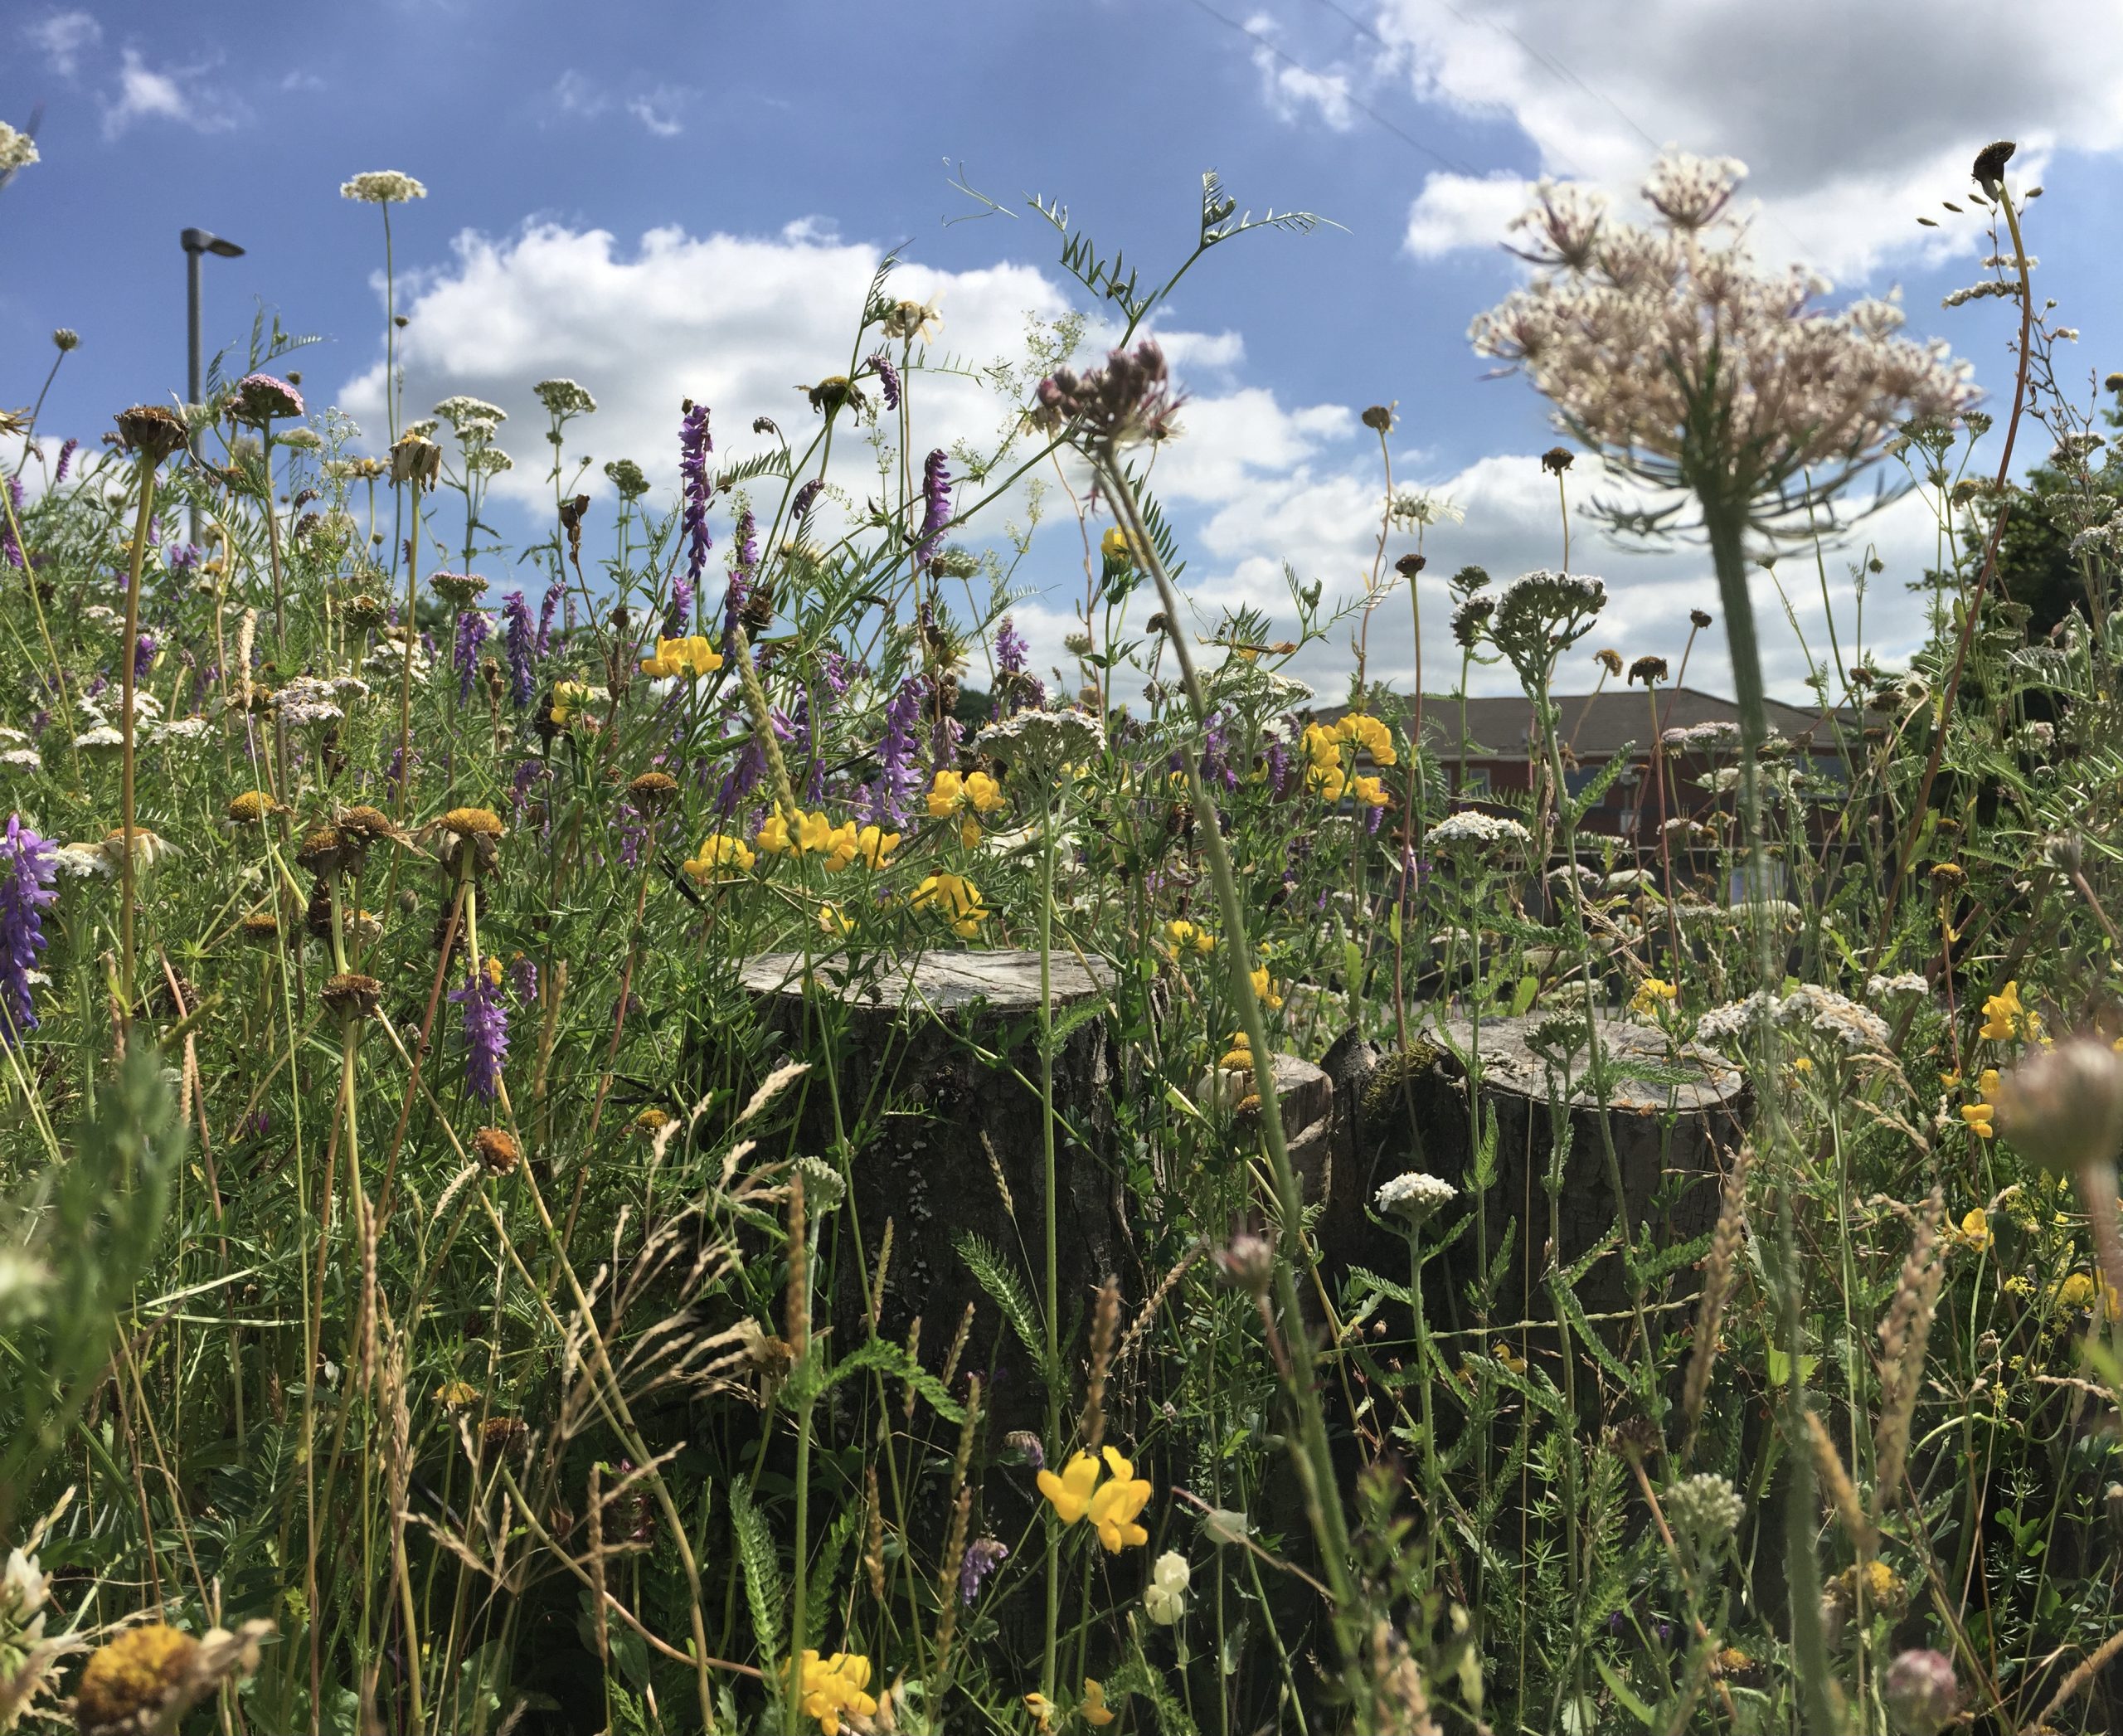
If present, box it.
[27,9,100,77]
[101,46,239,139]
[627,87,689,139]
[1370,0,2123,278]
[551,71,607,120]
[1403,170,1533,258]
[1245,11,1358,130]
[334,216,1949,701]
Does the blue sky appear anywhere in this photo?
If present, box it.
[7,0,2123,698]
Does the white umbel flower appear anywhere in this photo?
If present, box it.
[1375,1172,1458,1225]
[341,170,427,204]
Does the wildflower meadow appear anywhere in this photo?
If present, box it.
[2,124,2123,1736]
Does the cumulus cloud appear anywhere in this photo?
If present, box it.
[1367,0,2123,279]
[1403,169,1534,258]
[335,216,1946,700]
[1244,11,1359,130]
[101,46,240,140]
[27,9,100,77]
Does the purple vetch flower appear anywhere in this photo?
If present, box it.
[509,955,538,1005]
[678,401,714,584]
[664,572,693,639]
[864,676,927,827]
[1365,801,1386,837]
[1265,736,1291,798]
[0,815,58,1045]
[1,475,22,569]
[959,1537,1008,1605]
[914,449,951,567]
[453,610,491,703]
[790,478,823,520]
[83,673,109,702]
[54,439,77,485]
[133,632,158,683]
[501,591,537,708]
[714,705,795,817]
[449,960,510,1101]
[167,542,202,572]
[819,647,856,700]
[537,581,562,657]
[869,350,901,412]
[721,506,759,640]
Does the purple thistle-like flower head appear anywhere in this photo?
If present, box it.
[959,1536,1008,1605]
[54,439,78,485]
[678,401,715,584]
[501,591,537,708]
[453,610,492,703]
[0,815,58,1045]
[869,350,901,413]
[230,372,305,425]
[914,449,951,567]
[449,959,510,1101]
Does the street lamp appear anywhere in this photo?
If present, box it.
[181,226,244,542]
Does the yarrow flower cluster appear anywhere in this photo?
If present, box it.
[1428,810,1531,852]
[1696,984,1890,1054]
[1375,1171,1458,1226]
[533,378,597,417]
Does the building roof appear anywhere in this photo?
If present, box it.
[1316,687,1853,760]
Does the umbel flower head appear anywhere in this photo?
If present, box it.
[1471,153,1974,545]
[341,170,426,204]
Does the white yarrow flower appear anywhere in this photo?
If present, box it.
[1375,1172,1458,1225]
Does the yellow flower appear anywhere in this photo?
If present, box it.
[639,634,723,679]
[73,1624,201,1734]
[1086,1445,1153,1553]
[1165,919,1216,957]
[1081,1680,1117,1727]
[1251,967,1284,1012]
[927,770,968,819]
[1348,773,1390,808]
[1980,980,2024,1042]
[684,833,756,878]
[798,810,838,858]
[1037,1452,1101,1524]
[1960,1102,1994,1138]
[433,1379,481,1407]
[911,872,989,937]
[1630,976,1678,1017]
[964,770,1007,814]
[1219,1028,1253,1072]
[1100,525,1134,566]
[1499,1346,1528,1375]
[794,1650,877,1736]
[2057,1272,2096,1311]
[819,902,853,939]
[1335,711,1398,768]
[1957,1208,1992,1252]
[548,680,593,727]
[1025,1691,1057,1733]
[756,813,794,855]
[1979,1067,1999,1100]
[852,824,900,868]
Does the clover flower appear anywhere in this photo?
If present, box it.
[678,400,713,585]
[449,956,510,1101]
[1991,1035,2123,1176]
[1664,1472,1745,1546]
[1883,1649,1959,1736]
[341,170,427,204]
[1144,1549,1191,1625]
[0,816,57,1046]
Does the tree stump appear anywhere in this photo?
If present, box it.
[739,948,1125,1429]
[1308,1015,1744,1330]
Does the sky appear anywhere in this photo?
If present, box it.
[6,0,2123,702]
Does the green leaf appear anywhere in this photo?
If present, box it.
[729,1481,786,1682]
[956,1234,1051,1382]
[1593,1655,1658,1727]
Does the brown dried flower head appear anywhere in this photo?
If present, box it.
[334,805,408,848]
[112,405,190,465]
[1594,647,1624,677]
[628,771,680,813]
[389,432,441,489]
[1361,404,1396,433]
[1689,608,1713,629]
[474,1127,521,1175]
[295,825,358,878]
[321,972,382,1020]
[226,790,281,825]
[1540,445,1576,474]
[240,910,281,944]
[1971,139,2015,199]
[1628,654,1669,685]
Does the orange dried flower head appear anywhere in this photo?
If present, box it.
[474,1127,521,1175]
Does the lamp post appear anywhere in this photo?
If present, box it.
[180,226,244,542]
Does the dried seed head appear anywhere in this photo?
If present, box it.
[1595,647,1624,677]
[1629,654,1669,686]
[240,910,281,944]
[113,404,190,464]
[1393,552,1426,578]
[628,771,680,814]
[1689,608,1713,629]
[1361,404,1396,432]
[1971,139,2016,198]
[1213,1233,1275,1297]
[226,790,280,824]
[1540,445,1575,474]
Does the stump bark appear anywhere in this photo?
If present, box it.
[739,948,1125,1428]
[1306,1015,1744,1329]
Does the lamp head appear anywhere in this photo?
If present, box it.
[181,228,245,258]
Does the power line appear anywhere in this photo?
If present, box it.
[1178,0,1479,177]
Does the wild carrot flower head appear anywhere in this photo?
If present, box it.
[0,815,57,1046]
[341,170,426,204]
